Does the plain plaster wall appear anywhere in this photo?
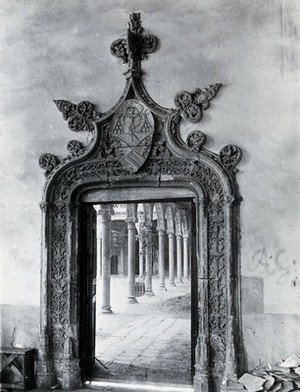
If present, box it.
[0,0,299,369]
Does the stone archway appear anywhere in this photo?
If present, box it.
[37,13,245,392]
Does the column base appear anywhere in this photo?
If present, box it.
[193,372,210,392]
[36,357,57,389]
[158,285,167,291]
[177,279,183,284]
[61,358,82,390]
[169,281,176,287]
[221,379,245,392]
[145,290,154,296]
[101,306,113,313]
[128,297,138,304]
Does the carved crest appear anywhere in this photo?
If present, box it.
[110,99,154,173]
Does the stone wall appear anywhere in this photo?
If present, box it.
[0,0,299,369]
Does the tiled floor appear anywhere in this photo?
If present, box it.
[94,276,192,385]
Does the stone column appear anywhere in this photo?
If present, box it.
[99,206,112,313]
[139,231,145,278]
[158,229,167,290]
[176,234,183,283]
[120,242,126,276]
[183,234,189,280]
[127,219,138,303]
[145,225,154,296]
[168,232,176,287]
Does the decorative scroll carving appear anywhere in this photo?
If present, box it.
[110,13,157,71]
[39,153,59,175]
[67,140,83,155]
[186,130,206,152]
[54,100,100,132]
[174,83,221,123]
[219,145,242,172]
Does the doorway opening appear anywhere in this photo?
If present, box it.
[79,199,198,387]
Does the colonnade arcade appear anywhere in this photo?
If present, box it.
[95,202,191,312]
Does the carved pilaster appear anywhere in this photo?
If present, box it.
[36,328,57,388]
[221,195,241,391]
[36,201,57,388]
[61,338,81,390]
[194,197,210,392]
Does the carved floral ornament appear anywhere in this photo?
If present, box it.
[37,12,244,392]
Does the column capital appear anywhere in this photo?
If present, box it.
[98,205,113,222]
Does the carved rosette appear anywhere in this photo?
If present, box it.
[174,83,221,123]
[54,100,100,132]
[39,153,59,175]
[219,145,242,172]
[186,130,206,152]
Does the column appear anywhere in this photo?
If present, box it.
[139,231,145,278]
[120,242,126,276]
[168,232,176,287]
[158,229,167,290]
[183,234,189,280]
[127,219,138,304]
[145,225,154,296]
[176,234,183,283]
[99,206,112,313]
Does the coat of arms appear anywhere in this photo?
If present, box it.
[111,99,154,173]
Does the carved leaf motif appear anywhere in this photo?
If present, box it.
[219,145,242,171]
[186,130,206,152]
[54,100,100,132]
[110,38,128,63]
[174,83,221,123]
[67,140,83,155]
[39,153,58,174]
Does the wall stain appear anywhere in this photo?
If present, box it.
[280,0,298,75]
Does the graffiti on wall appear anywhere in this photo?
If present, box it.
[248,248,297,285]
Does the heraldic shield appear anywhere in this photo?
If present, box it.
[111,99,155,173]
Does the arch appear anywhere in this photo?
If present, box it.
[36,13,244,392]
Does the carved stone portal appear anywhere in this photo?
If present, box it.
[37,13,244,392]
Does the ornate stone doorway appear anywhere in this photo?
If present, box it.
[37,13,245,392]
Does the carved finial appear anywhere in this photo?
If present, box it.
[110,13,157,75]
[54,100,100,132]
[174,83,222,123]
